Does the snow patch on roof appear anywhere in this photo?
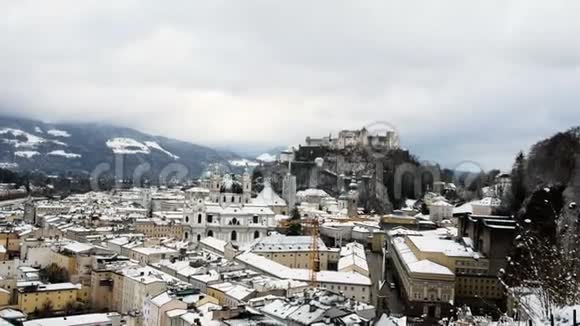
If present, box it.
[253,181,286,206]
[150,291,174,307]
[297,189,330,198]
[393,238,454,276]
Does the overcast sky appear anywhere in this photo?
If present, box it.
[1,1,580,170]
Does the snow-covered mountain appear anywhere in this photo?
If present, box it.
[0,116,239,178]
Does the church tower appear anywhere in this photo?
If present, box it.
[242,166,252,204]
[282,161,297,212]
[23,197,36,225]
[347,172,359,218]
[184,188,209,242]
[141,188,152,217]
[337,173,348,211]
[209,165,221,202]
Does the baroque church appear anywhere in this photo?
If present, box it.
[183,168,287,244]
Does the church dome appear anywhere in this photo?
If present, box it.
[220,174,244,194]
[349,173,358,190]
[349,181,358,190]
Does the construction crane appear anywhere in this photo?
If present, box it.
[304,217,320,286]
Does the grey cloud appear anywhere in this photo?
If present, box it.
[1,0,580,170]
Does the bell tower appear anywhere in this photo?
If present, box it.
[347,172,359,218]
[184,188,209,241]
[242,166,252,204]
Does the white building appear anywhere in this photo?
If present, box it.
[183,174,278,244]
[429,200,453,223]
[338,242,369,276]
[471,197,501,216]
[117,265,187,314]
[128,246,179,266]
[143,291,187,326]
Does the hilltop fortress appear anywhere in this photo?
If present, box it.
[305,126,399,150]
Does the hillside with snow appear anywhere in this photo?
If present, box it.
[0,115,239,178]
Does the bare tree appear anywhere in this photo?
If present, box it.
[500,187,580,321]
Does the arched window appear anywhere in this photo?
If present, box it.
[231,196,235,203]
[197,234,201,242]
[231,230,237,241]
[207,215,213,223]
[197,214,202,224]
[230,218,239,225]
[184,231,189,239]
[185,216,189,223]
[207,230,214,237]
[254,231,260,239]
[223,196,226,202]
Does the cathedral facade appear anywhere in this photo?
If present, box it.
[183,170,280,244]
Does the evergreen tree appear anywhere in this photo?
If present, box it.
[290,207,300,220]
[39,263,69,283]
[509,151,528,214]
[287,222,303,236]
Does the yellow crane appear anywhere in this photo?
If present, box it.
[305,218,320,286]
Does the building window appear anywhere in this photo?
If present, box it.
[253,215,259,224]
[185,216,189,223]
[254,231,260,239]
[231,230,237,241]
[184,232,189,239]
[197,234,201,241]
[208,230,214,237]
[207,215,213,223]
[197,214,202,223]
